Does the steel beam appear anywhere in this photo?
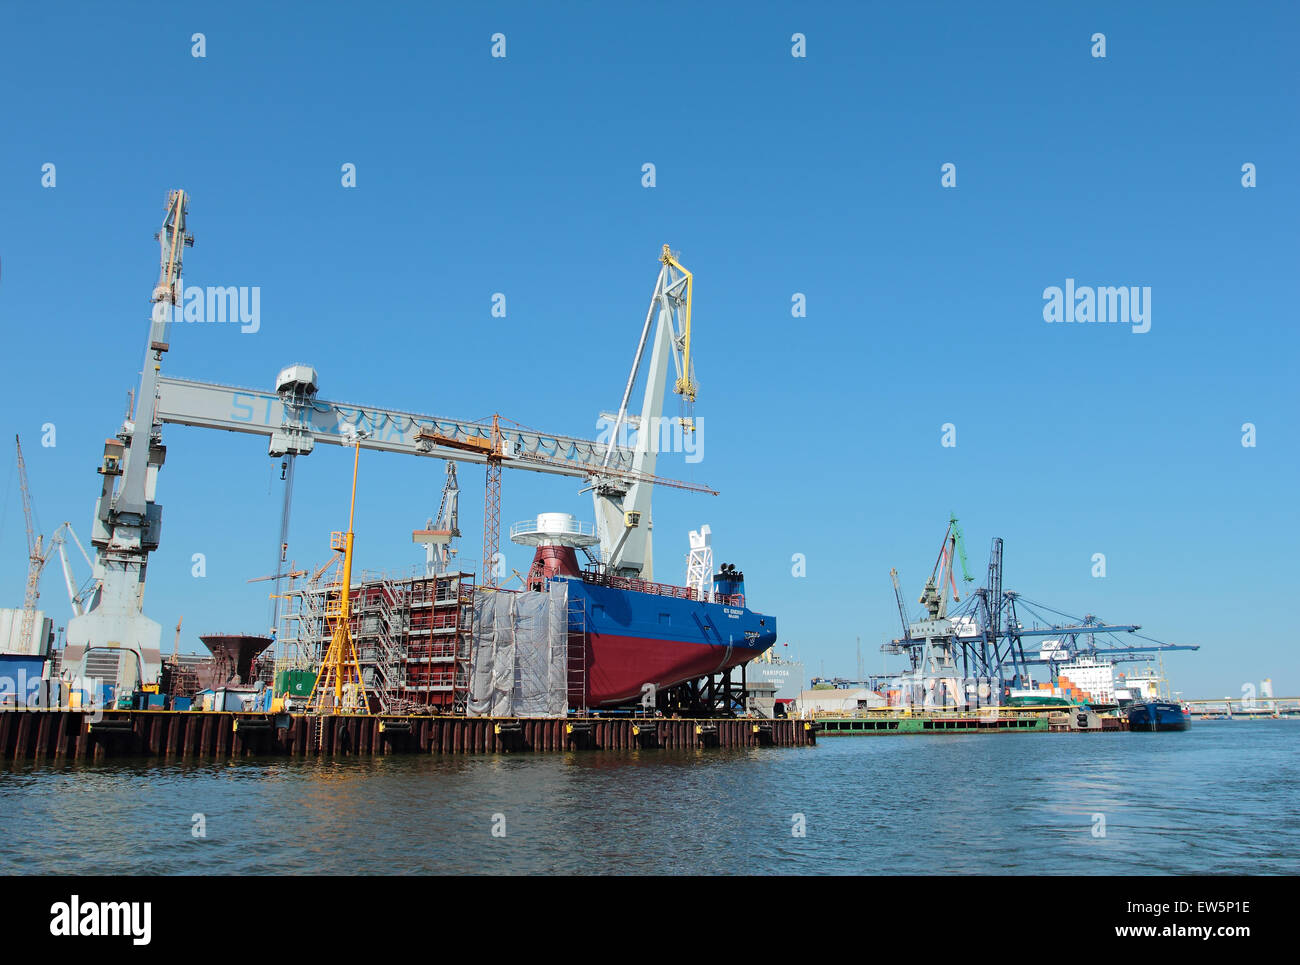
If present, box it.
[155,375,637,478]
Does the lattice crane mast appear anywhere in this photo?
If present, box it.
[15,435,46,650]
[306,438,370,716]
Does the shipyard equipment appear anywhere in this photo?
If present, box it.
[412,462,461,576]
[70,196,724,708]
[11,437,95,652]
[685,525,714,600]
[305,439,370,716]
[884,523,1198,699]
[14,435,48,651]
[65,190,193,689]
[594,245,699,581]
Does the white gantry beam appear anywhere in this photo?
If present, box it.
[154,374,638,479]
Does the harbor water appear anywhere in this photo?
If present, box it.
[2,720,1295,875]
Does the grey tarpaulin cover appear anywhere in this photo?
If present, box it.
[467,582,569,717]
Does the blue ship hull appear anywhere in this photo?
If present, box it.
[1126,700,1191,732]
[558,575,777,707]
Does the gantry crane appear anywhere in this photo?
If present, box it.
[69,197,711,686]
[886,526,1199,690]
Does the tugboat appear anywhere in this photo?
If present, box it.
[1126,699,1191,732]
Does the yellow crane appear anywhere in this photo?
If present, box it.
[305,438,370,716]
[661,244,697,417]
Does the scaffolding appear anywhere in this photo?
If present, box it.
[279,565,476,714]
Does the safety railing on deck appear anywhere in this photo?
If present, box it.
[580,566,744,606]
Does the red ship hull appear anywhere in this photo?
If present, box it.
[585,633,756,707]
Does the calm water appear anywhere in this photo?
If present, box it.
[2,720,1296,875]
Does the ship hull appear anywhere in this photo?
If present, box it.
[1126,700,1191,732]
[560,577,776,707]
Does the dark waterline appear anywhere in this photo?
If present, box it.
[3,720,1295,875]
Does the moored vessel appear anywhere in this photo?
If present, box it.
[1126,699,1191,732]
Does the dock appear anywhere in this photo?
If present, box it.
[0,710,816,761]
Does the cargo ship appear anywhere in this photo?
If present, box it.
[519,518,776,708]
[1126,700,1191,732]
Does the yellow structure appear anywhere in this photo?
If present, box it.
[660,244,697,409]
[306,441,371,715]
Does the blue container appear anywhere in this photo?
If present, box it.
[146,693,166,709]
[0,655,47,706]
[171,696,192,712]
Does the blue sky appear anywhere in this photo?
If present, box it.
[1,1,1296,698]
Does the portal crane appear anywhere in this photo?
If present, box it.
[594,245,701,579]
[54,522,96,617]
[66,190,192,690]
[889,567,911,642]
[15,435,46,651]
[918,515,973,620]
[883,524,1199,693]
[412,462,462,576]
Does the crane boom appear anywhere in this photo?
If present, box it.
[66,191,193,689]
[15,435,45,651]
[949,514,974,587]
[890,568,911,639]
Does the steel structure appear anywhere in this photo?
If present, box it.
[886,527,1199,690]
[67,190,713,693]
[15,435,48,650]
[65,190,192,687]
[594,245,700,581]
[412,462,462,576]
[305,440,370,716]
[685,525,714,600]
[13,435,97,653]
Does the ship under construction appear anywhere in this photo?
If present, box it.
[3,191,780,732]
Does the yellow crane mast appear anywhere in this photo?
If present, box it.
[305,440,370,715]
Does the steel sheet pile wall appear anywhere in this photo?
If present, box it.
[0,710,816,760]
